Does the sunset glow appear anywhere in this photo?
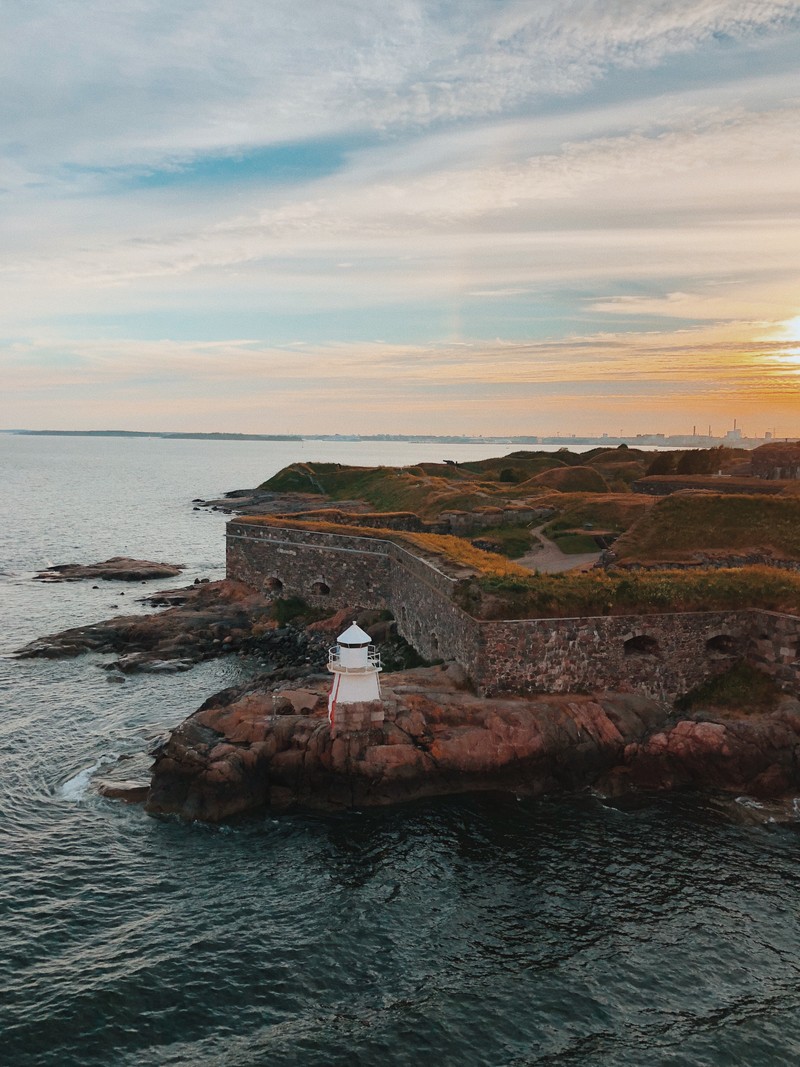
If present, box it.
[2,2,800,437]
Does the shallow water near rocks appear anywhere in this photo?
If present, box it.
[3,434,800,1067]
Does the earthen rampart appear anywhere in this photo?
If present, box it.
[227,519,800,702]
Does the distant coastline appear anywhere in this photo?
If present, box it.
[5,428,795,448]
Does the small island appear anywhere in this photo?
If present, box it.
[20,442,800,820]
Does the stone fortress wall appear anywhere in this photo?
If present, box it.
[227,519,800,702]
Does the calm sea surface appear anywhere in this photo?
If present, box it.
[2,434,800,1067]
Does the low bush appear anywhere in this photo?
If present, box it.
[468,565,800,619]
[676,662,781,714]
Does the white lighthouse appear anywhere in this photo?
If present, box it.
[327,622,383,731]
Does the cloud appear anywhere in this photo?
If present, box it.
[2,0,799,184]
[2,100,799,319]
[3,3,800,435]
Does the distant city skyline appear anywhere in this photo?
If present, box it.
[5,422,794,447]
[2,2,800,436]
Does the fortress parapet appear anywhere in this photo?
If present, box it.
[227,518,800,704]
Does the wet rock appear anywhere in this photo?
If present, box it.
[618,708,800,797]
[143,665,800,822]
[96,780,150,803]
[145,667,669,821]
[15,579,277,670]
[33,557,184,582]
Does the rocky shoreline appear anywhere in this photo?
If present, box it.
[18,577,800,822]
[33,556,185,582]
[143,662,800,821]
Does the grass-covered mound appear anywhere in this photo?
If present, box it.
[260,451,643,517]
[613,493,800,563]
[261,463,502,519]
[543,493,652,539]
[522,465,610,493]
[456,454,568,482]
[465,566,800,620]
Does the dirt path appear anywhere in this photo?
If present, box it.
[516,525,602,574]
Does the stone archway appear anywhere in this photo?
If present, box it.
[624,634,660,657]
[706,633,738,656]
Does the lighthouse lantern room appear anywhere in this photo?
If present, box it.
[327,622,383,728]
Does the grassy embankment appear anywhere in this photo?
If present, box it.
[469,566,800,620]
[239,515,532,580]
[542,494,653,554]
[259,457,653,562]
[254,458,800,618]
[613,493,800,563]
[237,515,800,620]
[259,449,653,520]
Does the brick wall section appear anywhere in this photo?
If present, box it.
[389,547,481,666]
[747,611,800,690]
[227,520,800,701]
[226,521,392,609]
[474,611,752,702]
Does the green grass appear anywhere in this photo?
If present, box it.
[543,494,651,540]
[463,565,800,620]
[470,525,533,558]
[273,596,319,625]
[613,492,800,562]
[261,463,507,518]
[676,662,782,714]
[550,532,599,554]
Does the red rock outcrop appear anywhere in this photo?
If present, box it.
[143,667,800,821]
[614,702,800,796]
[145,667,669,820]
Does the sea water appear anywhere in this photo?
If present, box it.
[2,434,800,1067]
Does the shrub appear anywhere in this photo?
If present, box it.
[273,596,313,625]
[676,662,781,714]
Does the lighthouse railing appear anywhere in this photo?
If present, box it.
[327,644,382,673]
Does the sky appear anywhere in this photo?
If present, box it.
[2,0,800,437]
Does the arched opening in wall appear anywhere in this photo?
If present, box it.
[311,581,331,596]
[265,577,284,593]
[624,634,660,657]
[430,633,439,654]
[706,634,738,656]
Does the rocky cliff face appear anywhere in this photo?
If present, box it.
[145,680,652,819]
[144,665,800,822]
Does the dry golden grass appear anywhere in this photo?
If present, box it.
[235,516,532,579]
[471,565,800,619]
[613,492,800,562]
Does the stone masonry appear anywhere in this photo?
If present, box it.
[227,519,800,702]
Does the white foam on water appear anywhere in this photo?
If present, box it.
[58,756,115,801]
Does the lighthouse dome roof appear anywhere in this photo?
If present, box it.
[337,622,372,646]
